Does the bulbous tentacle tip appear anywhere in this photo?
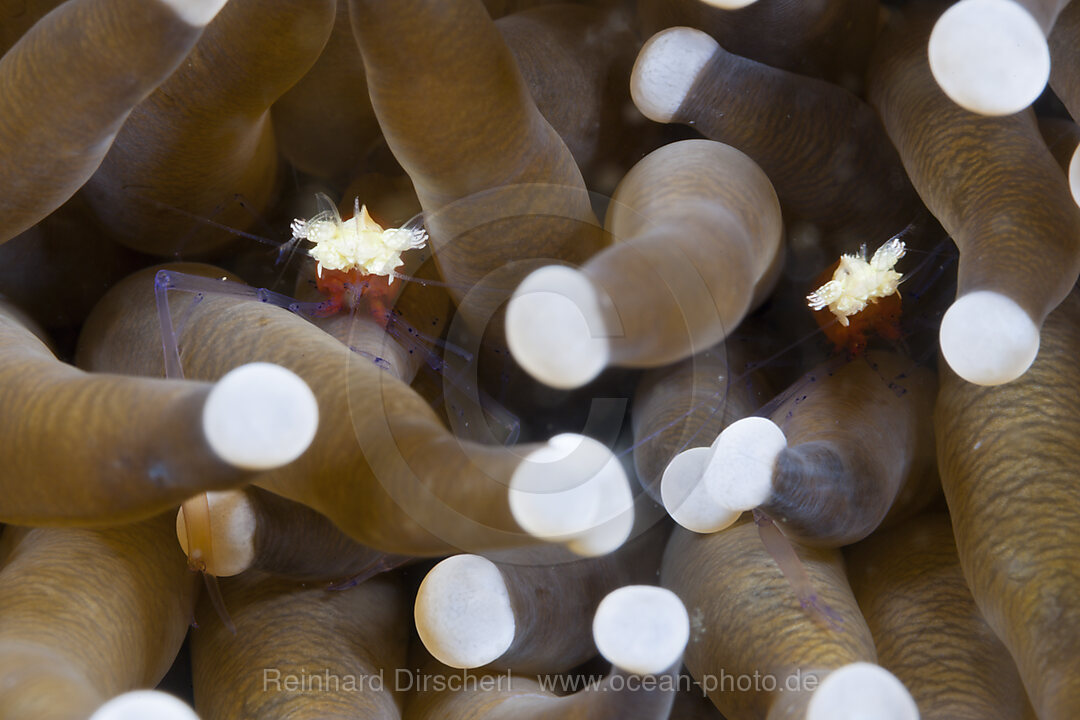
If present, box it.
[160,0,231,28]
[699,0,759,7]
[506,265,611,390]
[89,690,200,720]
[509,433,633,556]
[939,290,1040,386]
[631,27,718,124]
[414,554,515,669]
[662,446,740,534]
[807,663,918,720]
[928,0,1050,116]
[176,490,256,578]
[704,416,786,513]
[202,362,319,471]
[1069,143,1080,208]
[593,585,689,676]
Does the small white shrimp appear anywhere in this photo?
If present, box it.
[288,194,427,282]
[807,238,906,326]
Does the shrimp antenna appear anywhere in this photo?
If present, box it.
[155,271,238,634]
[131,192,283,248]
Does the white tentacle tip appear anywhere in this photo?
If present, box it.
[631,27,719,123]
[1069,144,1080,209]
[203,362,319,471]
[939,291,1040,385]
[807,663,919,720]
[414,555,516,669]
[506,266,611,390]
[704,416,786,512]
[175,490,257,577]
[160,0,230,28]
[928,0,1049,116]
[593,586,689,676]
[509,433,634,556]
[661,446,739,533]
[700,0,759,7]
[90,691,200,720]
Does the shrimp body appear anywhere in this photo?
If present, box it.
[289,194,428,323]
[807,238,906,355]
[313,267,396,323]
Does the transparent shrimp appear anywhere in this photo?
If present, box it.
[753,509,844,631]
[154,281,236,633]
